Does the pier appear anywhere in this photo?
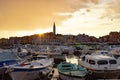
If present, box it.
[51,68,59,80]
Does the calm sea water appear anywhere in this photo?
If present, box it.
[0,74,12,80]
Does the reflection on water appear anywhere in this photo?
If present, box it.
[1,67,120,80]
[0,74,12,80]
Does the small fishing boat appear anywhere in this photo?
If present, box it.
[6,58,53,80]
[57,62,88,80]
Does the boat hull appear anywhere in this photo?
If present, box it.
[0,60,21,75]
[89,70,120,79]
[59,71,85,80]
[10,71,40,80]
[9,68,52,80]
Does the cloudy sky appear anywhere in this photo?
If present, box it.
[0,0,120,38]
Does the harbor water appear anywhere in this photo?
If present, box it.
[1,68,120,80]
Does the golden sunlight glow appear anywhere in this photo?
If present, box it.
[38,33,44,37]
[0,0,120,38]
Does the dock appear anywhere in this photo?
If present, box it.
[51,68,59,80]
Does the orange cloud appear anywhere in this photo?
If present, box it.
[100,0,120,19]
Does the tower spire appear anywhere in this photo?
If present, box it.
[53,22,56,35]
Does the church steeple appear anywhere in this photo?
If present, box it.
[53,22,56,35]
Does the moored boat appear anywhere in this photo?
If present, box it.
[6,58,53,80]
[57,62,88,80]
[78,50,120,79]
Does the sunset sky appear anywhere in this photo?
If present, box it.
[0,0,120,38]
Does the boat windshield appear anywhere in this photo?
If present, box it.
[89,60,95,65]
[60,64,73,70]
[109,60,117,64]
[97,60,108,65]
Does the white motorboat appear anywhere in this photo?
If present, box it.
[6,58,53,80]
[78,50,120,79]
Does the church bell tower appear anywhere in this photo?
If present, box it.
[53,22,56,35]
